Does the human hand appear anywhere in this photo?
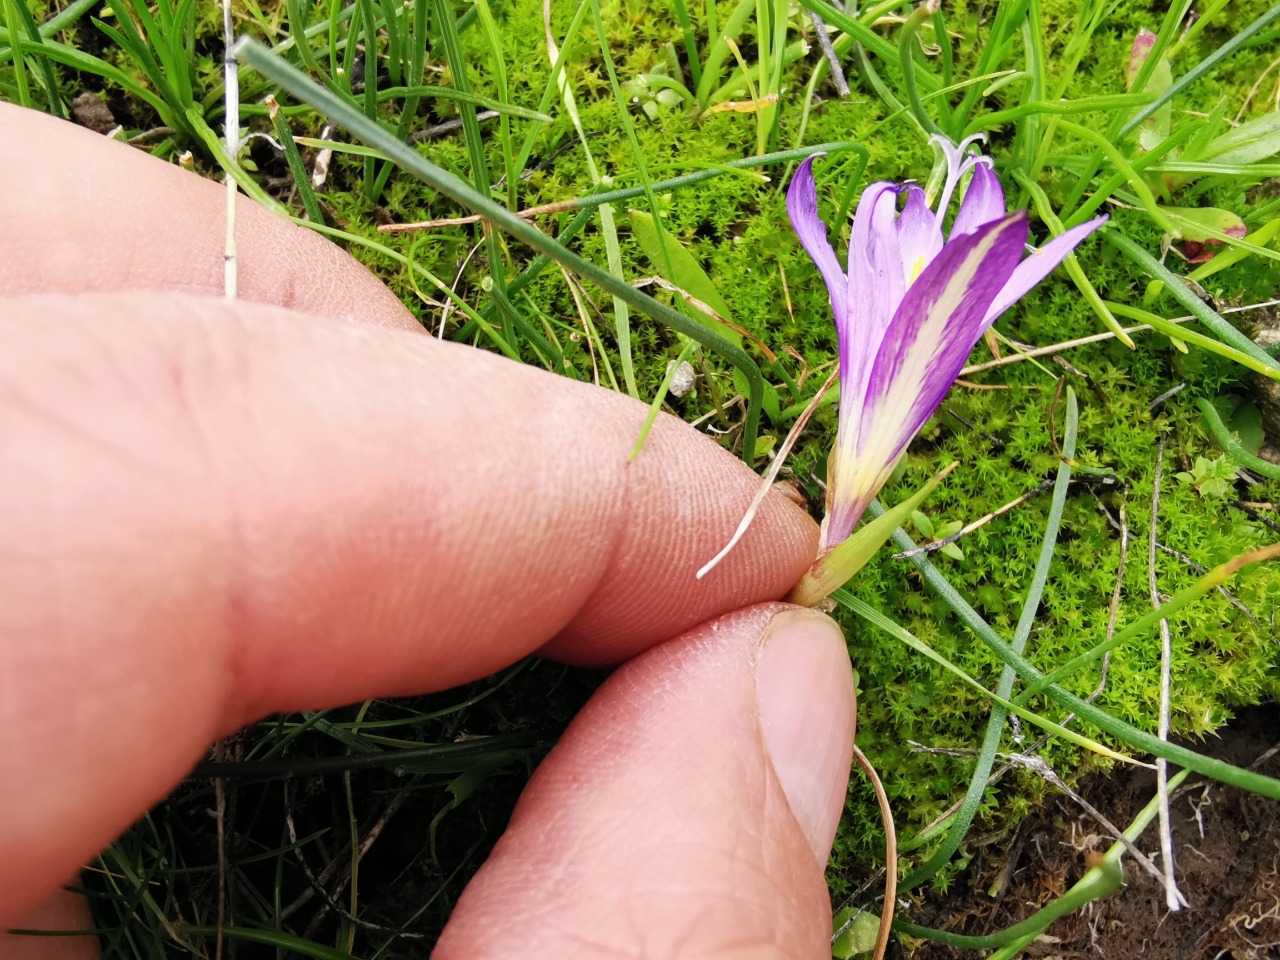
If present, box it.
[0,102,855,959]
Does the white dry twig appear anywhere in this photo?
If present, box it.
[214,10,239,957]
[310,124,336,188]
[960,299,1280,377]
[222,0,239,301]
[1148,438,1189,912]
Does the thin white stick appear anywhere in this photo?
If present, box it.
[696,369,838,579]
[222,0,239,300]
[311,124,335,188]
[960,298,1280,377]
[1148,439,1188,912]
[216,8,238,958]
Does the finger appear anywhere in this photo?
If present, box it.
[0,292,817,928]
[436,604,856,960]
[0,102,418,332]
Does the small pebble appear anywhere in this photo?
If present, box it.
[667,359,696,398]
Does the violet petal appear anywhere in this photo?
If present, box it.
[950,162,1006,238]
[983,215,1109,324]
[786,156,849,328]
[823,213,1029,545]
[861,183,906,337]
[841,181,901,399]
[896,185,944,286]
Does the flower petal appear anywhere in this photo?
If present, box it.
[950,162,1006,238]
[786,156,849,328]
[852,181,906,333]
[840,181,903,406]
[896,185,944,286]
[823,213,1029,546]
[983,215,1108,324]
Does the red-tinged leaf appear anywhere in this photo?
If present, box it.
[1125,28,1172,151]
[1158,205,1247,243]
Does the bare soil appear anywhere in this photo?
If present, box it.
[912,704,1280,960]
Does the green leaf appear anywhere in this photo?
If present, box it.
[1229,405,1264,456]
[761,382,781,422]
[1195,109,1280,167]
[1173,454,1236,499]
[1156,205,1246,241]
[1180,101,1230,174]
[1196,397,1280,478]
[910,509,935,539]
[628,208,741,345]
[731,368,780,422]
[936,520,963,538]
[832,907,881,958]
[1212,396,1264,455]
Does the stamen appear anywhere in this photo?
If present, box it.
[931,133,991,221]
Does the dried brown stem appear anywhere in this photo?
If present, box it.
[851,743,896,960]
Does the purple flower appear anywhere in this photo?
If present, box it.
[788,135,1107,549]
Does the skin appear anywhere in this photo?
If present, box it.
[0,102,856,959]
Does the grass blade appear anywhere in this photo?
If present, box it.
[1196,398,1280,479]
[899,388,1080,892]
[0,0,97,66]
[838,593,1135,764]
[895,769,1191,949]
[267,95,324,223]
[1017,540,1280,704]
[235,38,767,459]
[1119,3,1280,139]
[1013,170,1133,347]
[1104,229,1280,373]
[1103,300,1280,380]
[2,0,64,116]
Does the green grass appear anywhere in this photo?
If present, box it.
[4,0,1280,954]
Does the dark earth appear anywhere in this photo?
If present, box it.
[911,704,1280,959]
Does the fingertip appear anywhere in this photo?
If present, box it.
[0,293,827,928]
[542,415,820,666]
[437,603,853,959]
[756,609,856,863]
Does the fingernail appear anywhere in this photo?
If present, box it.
[755,609,856,865]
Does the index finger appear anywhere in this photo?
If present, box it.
[0,292,817,929]
[0,101,419,332]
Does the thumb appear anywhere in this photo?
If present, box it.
[435,604,856,959]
